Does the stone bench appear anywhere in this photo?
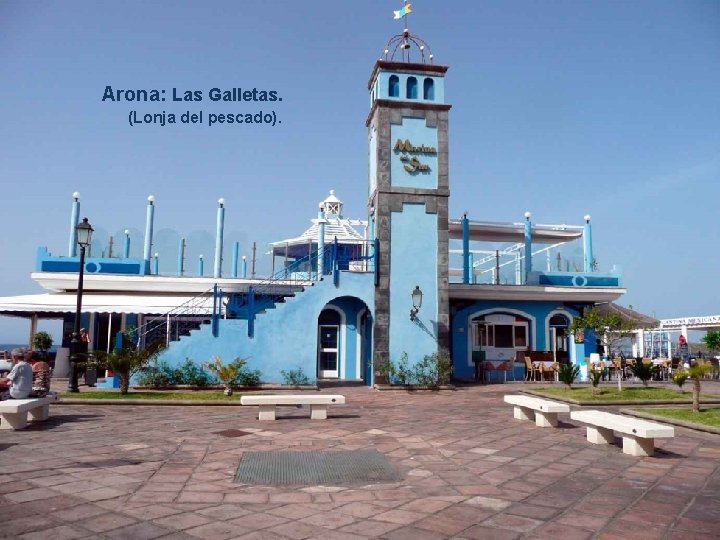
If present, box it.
[0,394,58,430]
[240,394,345,421]
[570,410,674,457]
[503,394,570,427]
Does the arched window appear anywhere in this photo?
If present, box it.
[406,76,418,99]
[423,78,434,100]
[388,75,399,97]
[549,314,570,328]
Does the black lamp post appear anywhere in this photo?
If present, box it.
[410,285,423,321]
[68,217,93,393]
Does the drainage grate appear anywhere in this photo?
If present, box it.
[234,449,402,485]
[215,429,251,438]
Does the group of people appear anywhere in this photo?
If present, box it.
[0,347,52,400]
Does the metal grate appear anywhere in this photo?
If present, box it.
[234,449,402,486]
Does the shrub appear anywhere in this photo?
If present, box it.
[177,358,210,387]
[204,356,248,395]
[629,361,659,387]
[137,360,179,387]
[237,369,262,387]
[672,369,688,391]
[281,367,310,385]
[395,352,412,385]
[557,364,580,388]
[589,368,603,395]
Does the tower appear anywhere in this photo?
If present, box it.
[367,27,450,370]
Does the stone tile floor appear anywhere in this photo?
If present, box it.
[1,383,719,539]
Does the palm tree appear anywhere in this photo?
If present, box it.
[687,361,713,412]
[95,340,164,394]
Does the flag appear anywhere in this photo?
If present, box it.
[393,3,412,20]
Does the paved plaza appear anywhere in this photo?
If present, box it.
[2,384,720,539]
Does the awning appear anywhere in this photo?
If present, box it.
[0,292,214,317]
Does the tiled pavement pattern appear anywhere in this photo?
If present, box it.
[2,384,720,539]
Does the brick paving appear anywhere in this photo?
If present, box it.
[1,383,720,539]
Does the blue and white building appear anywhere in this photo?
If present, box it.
[0,28,626,385]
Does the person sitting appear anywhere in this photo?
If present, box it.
[0,347,34,400]
[29,351,52,397]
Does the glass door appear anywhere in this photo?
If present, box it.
[318,325,339,378]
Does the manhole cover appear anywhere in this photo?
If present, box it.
[234,449,402,485]
[215,429,251,438]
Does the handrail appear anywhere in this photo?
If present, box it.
[133,285,217,348]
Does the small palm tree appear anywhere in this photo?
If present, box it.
[629,361,658,387]
[203,356,248,396]
[589,368,603,395]
[95,340,164,394]
[557,364,580,389]
[687,361,713,412]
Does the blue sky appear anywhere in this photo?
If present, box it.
[1,1,719,342]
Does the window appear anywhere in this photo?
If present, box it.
[423,78,434,100]
[472,317,528,350]
[388,75,399,97]
[406,76,418,99]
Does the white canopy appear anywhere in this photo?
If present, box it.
[0,292,214,316]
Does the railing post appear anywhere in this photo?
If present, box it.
[333,237,339,287]
[212,284,219,337]
[248,287,255,338]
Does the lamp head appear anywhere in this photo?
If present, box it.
[524,211,532,220]
[76,218,93,248]
[410,285,423,321]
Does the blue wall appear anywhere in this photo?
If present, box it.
[154,272,374,383]
[389,203,439,367]
[451,300,580,380]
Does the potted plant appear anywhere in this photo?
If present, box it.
[31,331,53,359]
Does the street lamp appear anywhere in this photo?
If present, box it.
[68,217,93,392]
[410,285,423,321]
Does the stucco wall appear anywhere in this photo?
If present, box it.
[155,272,374,383]
[451,300,579,380]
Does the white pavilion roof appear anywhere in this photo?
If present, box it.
[269,218,367,251]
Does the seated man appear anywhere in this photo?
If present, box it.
[0,347,33,400]
[29,351,52,397]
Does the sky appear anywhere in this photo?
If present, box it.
[1,0,719,342]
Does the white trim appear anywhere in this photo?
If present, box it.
[356,308,367,381]
[466,308,537,367]
[544,310,574,353]
[317,305,346,379]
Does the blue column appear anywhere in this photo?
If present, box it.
[524,211,532,283]
[241,256,247,278]
[317,207,326,280]
[247,287,255,338]
[177,238,185,276]
[123,230,131,258]
[583,214,593,272]
[142,195,155,275]
[462,213,470,284]
[214,198,225,278]
[231,241,239,278]
[69,192,80,256]
[198,255,204,276]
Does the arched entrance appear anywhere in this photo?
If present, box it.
[549,313,571,363]
[317,297,373,384]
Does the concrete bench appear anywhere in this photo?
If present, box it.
[503,394,570,427]
[240,394,345,421]
[0,394,58,430]
[570,410,674,457]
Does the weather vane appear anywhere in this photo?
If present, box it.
[382,2,434,64]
